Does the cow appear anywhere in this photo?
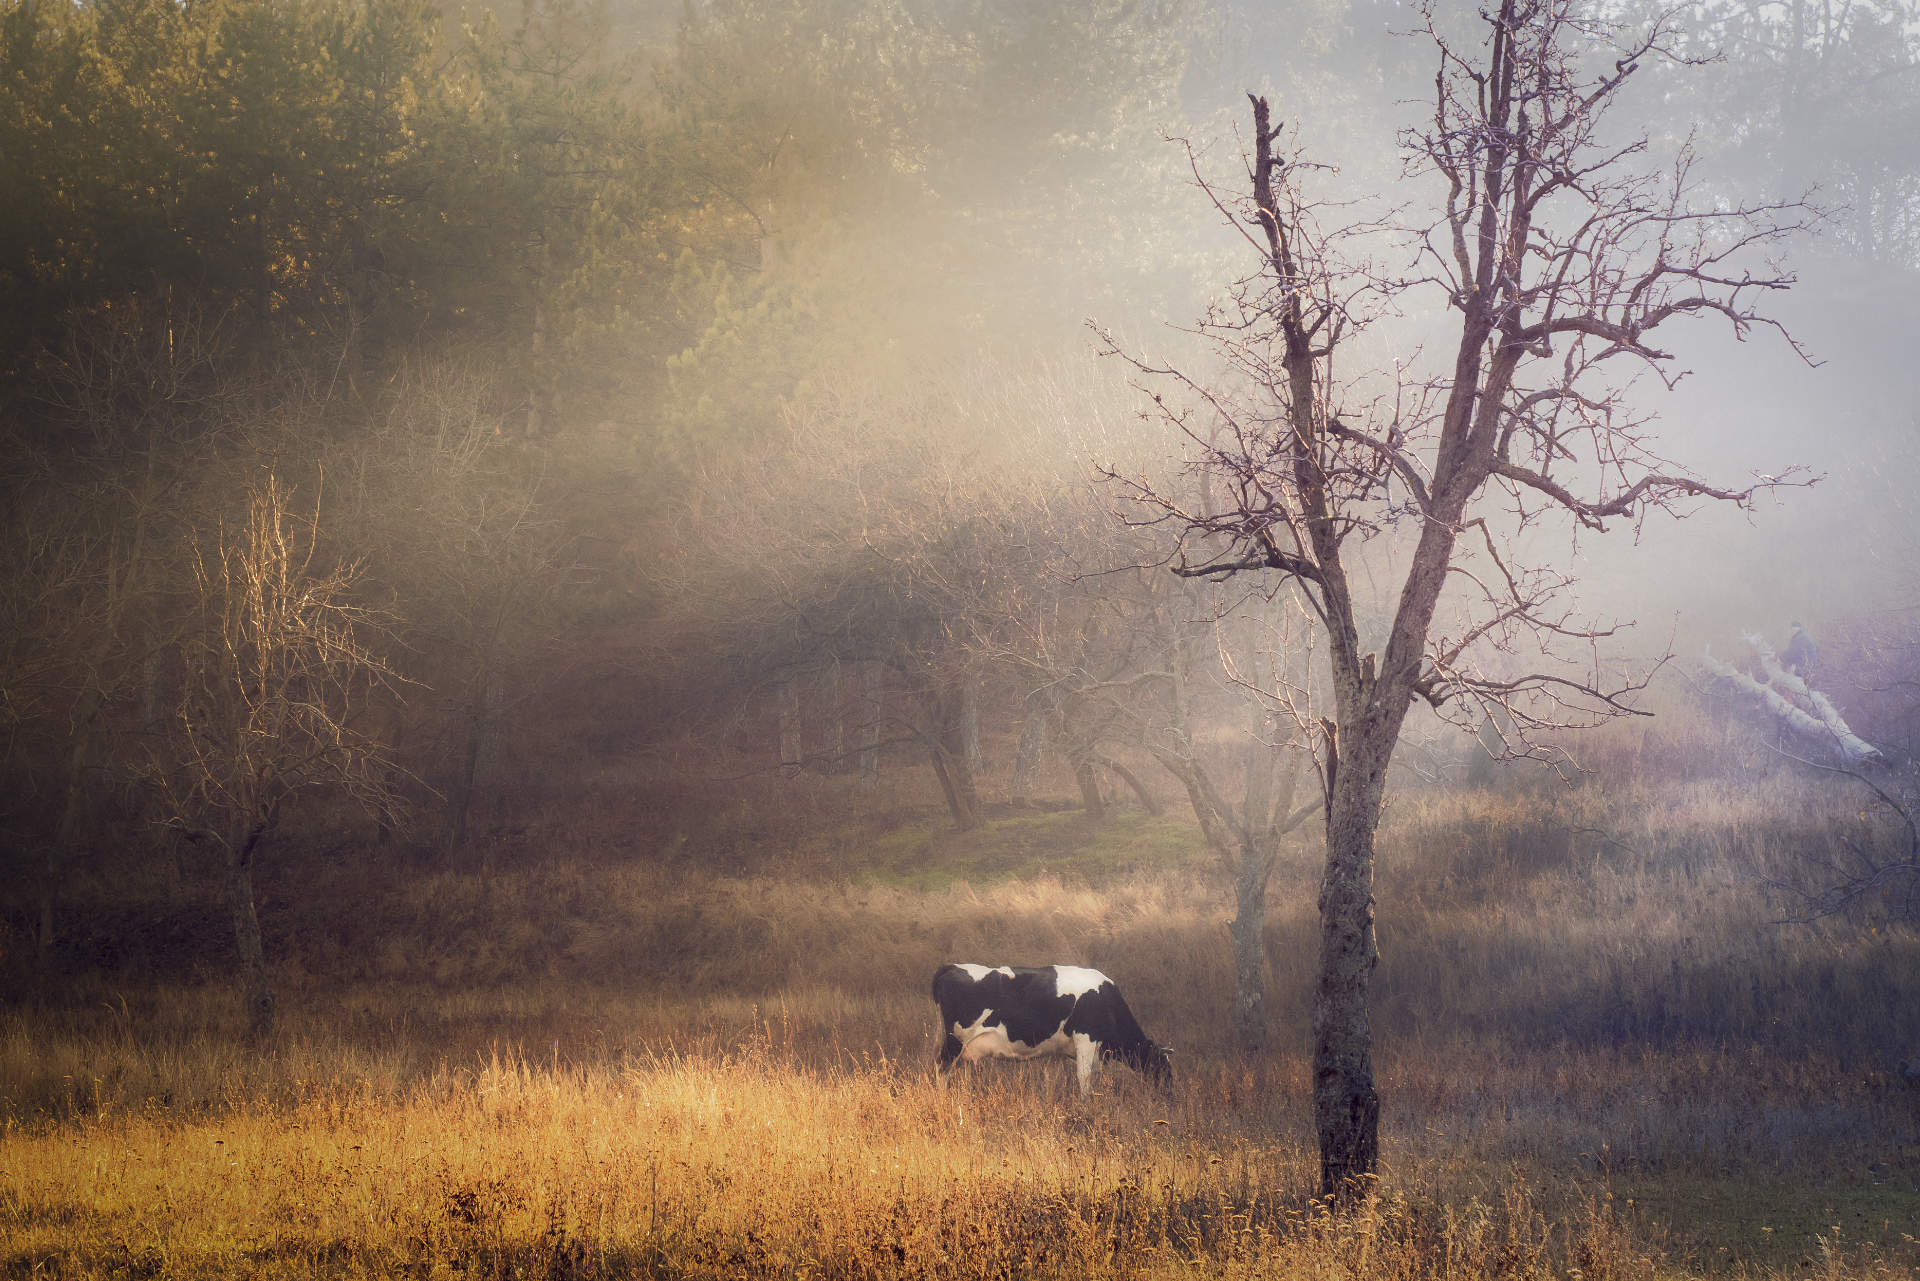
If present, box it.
[931,962,1172,1096]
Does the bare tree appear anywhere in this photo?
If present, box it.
[146,475,403,1039]
[981,499,1323,1045]
[1144,595,1321,1053]
[1702,635,1918,921]
[0,495,118,971]
[341,358,574,853]
[1,297,239,968]
[1764,754,1920,922]
[1105,1,1809,1197]
[1703,633,1881,765]
[656,372,1063,830]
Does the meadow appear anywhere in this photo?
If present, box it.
[3,734,1918,1279]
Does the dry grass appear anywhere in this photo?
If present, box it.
[4,755,1920,1278]
[0,1037,1691,1280]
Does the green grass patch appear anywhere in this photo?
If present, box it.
[1618,1165,1920,1274]
[853,808,1205,890]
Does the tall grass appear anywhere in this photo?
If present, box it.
[0,1033,1705,1280]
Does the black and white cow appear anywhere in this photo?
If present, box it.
[931,963,1172,1095]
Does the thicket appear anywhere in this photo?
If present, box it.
[0,0,1217,1016]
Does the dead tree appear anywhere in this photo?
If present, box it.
[147,476,404,1039]
[1703,636,1916,919]
[1146,597,1321,1053]
[1766,754,1920,921]
[1104,1,1809,1198]
[1703,633,1881,765]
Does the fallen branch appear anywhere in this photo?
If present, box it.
[1702,641,1881,765]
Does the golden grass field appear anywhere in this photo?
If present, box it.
[4,752,1919,1278]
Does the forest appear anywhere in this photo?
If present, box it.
[4,0,1920,1277]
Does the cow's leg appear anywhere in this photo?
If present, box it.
[937,1032,963,1071]
[1072,1034,1100,1097]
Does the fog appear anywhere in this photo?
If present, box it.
[7,0,1920,893]
[7,3,1920,1267]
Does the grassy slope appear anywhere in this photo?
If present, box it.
[3,764,1918,1278]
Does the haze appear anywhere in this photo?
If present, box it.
[3,2,1917,1278]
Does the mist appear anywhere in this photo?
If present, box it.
[4,1,1918,1276]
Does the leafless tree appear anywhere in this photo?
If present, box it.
[0,493,118,970]
[1104,1,1811,1197]
[1701,636,1919,921]
[145,474,404,1039]
[340,358,574,853]
[1703,632,1880,765]
[1763,751,1920,922]
[983,500,1323,1046]
[1144,593,1322,1053]
[1,296,239,967]
[656,372,1069,830]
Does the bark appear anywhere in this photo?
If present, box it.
[929,737,984,830]
[1153,745,1291,1054]
[928,684,984,829]
[1229,848,1268,1052]
[822,659,845,764]
[1095,754,1163,816]
[1009,709,1047,806]
[858,663,882,789]
[1071,757,1105,819]
[1313,737,1388,1200]
[778,679,802,777]
[1224,708,1286,1047]
[960,682,982,773]
[227,826,275,1040]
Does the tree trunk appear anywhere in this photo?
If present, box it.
[778,678,802,777]
[1152,745,1287,1054]
[227,829,275,1040]
[922,682,983,828]
[1010,709,1047,806]
[446,672,495,853]
[1096,755,1163,816]
[858,664,882,789]
[960,682,982,773]
[1072,756,1105,819]
[929,736,983,830]
[1229,841,1268,1052]
[822,659,844,766]
[38,690,101,971]
[1314,753,1384,1200]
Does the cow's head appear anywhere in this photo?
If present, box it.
[1130,1040,1173,1091]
